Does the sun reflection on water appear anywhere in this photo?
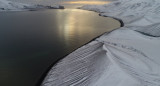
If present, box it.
[56,9,96,47]
[55,9,120,47]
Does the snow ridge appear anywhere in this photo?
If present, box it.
[42,42,110,86]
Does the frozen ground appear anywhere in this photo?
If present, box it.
[0,0,64,11]
[42,0,160,86]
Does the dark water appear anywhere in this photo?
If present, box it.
[0,9,120,86]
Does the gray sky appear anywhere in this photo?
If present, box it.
[9,0,117,5]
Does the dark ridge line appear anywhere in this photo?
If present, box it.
[77,8,124,27]
[36,10,122,86]
[98,13,160,37]
[135,30,160,37]
[99,13,124,27]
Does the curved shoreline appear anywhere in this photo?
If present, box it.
[37,9,121,86]
[37,26,121,86]
[99,14,124,27]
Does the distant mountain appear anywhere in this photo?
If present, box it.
[0,0,30,11]
[0,0,64,11]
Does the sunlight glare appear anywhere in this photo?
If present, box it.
[63,1,110,5]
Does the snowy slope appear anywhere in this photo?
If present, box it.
[42,0,160,86]
[0,0,64,11]
[42,29,160,86]
[0,0,30,11]
[81,0,160,37]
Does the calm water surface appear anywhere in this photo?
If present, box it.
[0,9,120,86]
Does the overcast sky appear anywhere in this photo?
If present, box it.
[9,0,117,5]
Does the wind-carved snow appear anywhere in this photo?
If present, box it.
[42,0,160,86]
[42,42,110,86]
[0,0,64,11]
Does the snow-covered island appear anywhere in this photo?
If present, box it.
[42,0,160,86]
[0,0,64,11]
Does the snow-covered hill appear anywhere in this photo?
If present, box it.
[81,0,160,37]
[41,0,160,86]
[0,0,64,11]
[0,0,29,11]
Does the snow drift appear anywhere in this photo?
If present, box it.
[0,0,64,11]
[42,0,160,86]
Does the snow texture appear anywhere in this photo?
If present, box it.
[42,0,160,86]
[81,0,160,37]
[0,0,64,11]
[0,0,29,11]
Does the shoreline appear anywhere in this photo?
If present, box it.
[37,8,121,86]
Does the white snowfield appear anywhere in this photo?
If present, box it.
[0,0,64,11]
[42,0,160,86]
